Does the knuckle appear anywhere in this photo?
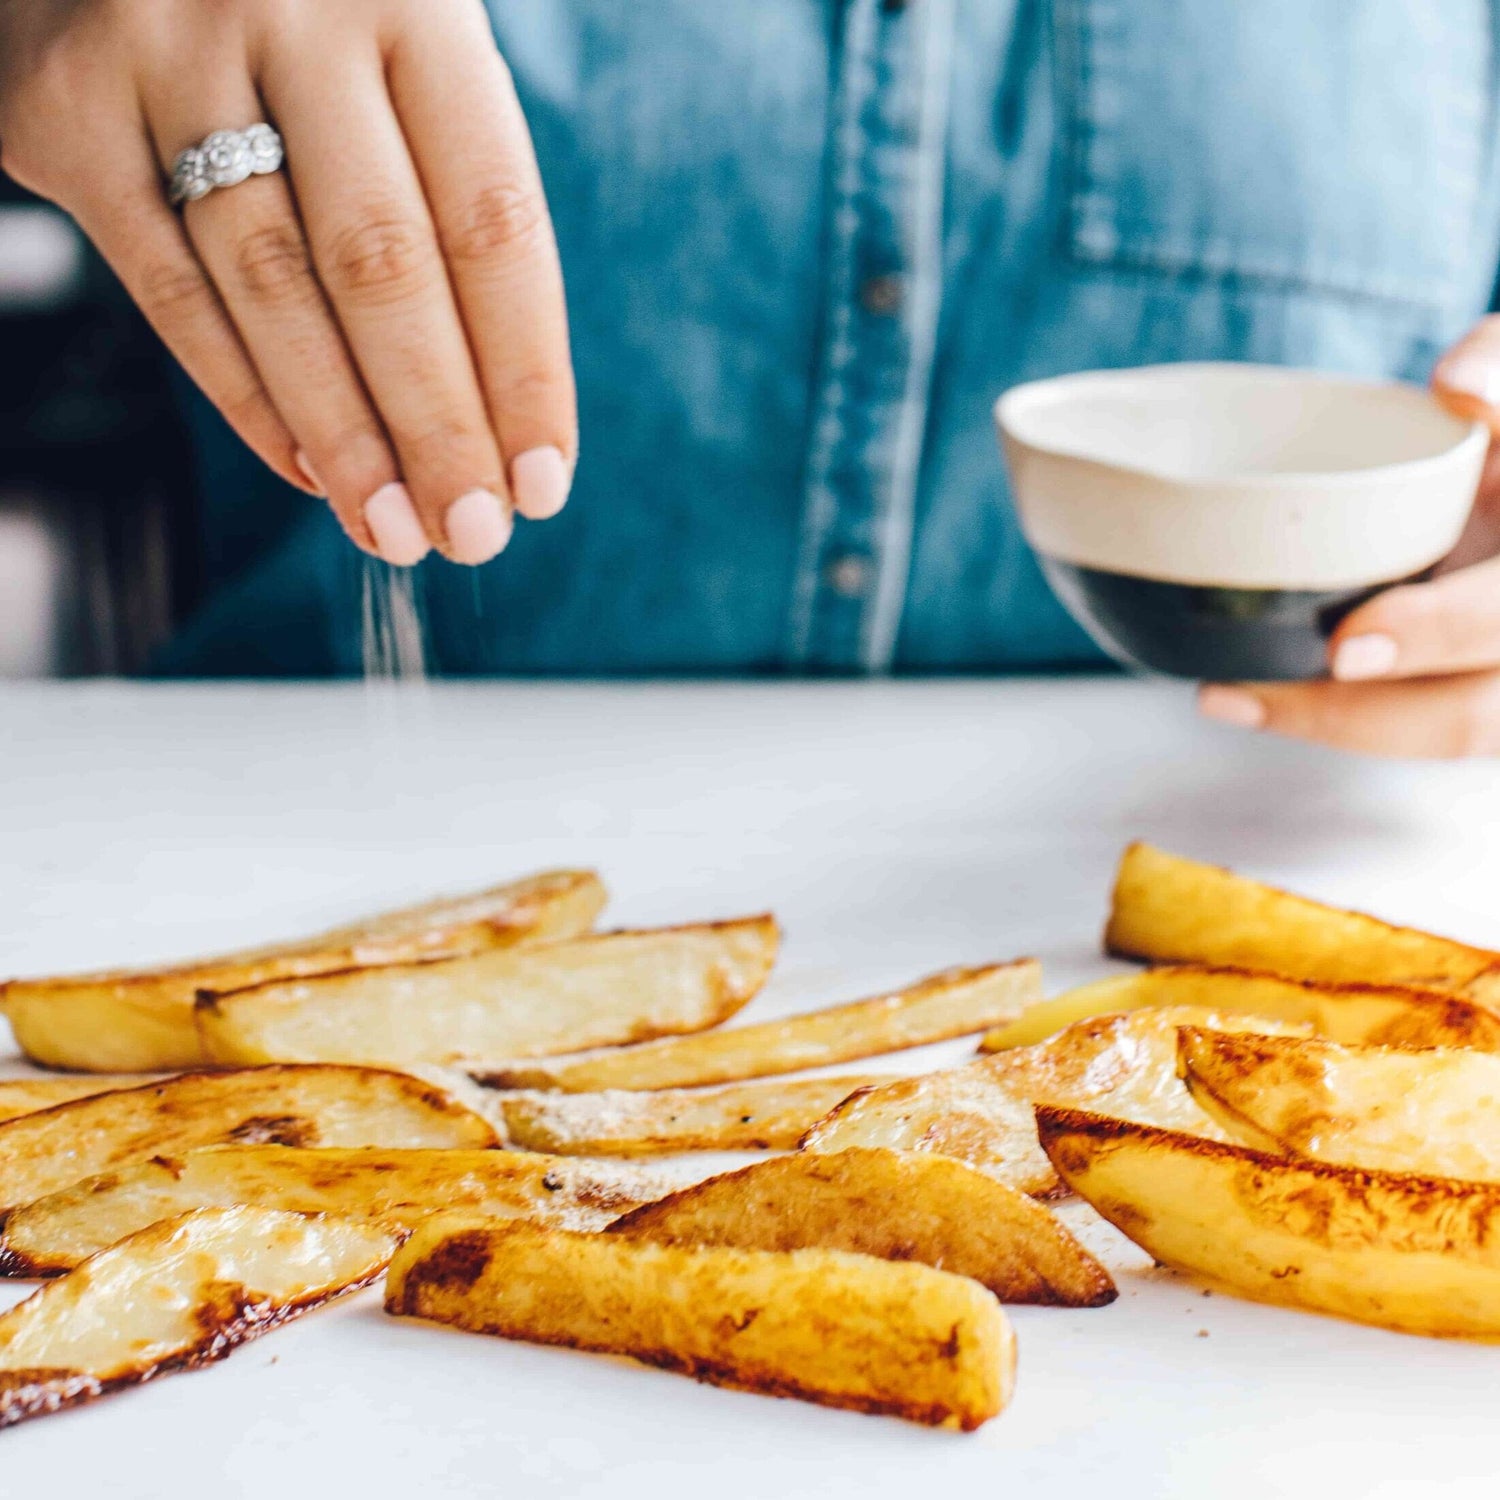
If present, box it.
[217,381,277,432]
[325,213,435,306]
[398,414,493,467]
[311,425,395,493]
[229,222,316,303]
[492,362,567,414]
[447,181,549,266]
[137,258,215,321]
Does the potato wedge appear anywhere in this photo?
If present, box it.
[1106,842,1500,1002]
[498,1075,881,1155]
[1179,1027,1500,1181]
[607,1147,1116,1307]
[980,965,1500,1054]
[386,1215,1013,1429]
[0,1074,164,1125]
[0,1145,675,1276]
[1037,1103,1500,1338]
[802,1006,1307,1196]
[196,916,780,1067]
[0,1064,496,1218]
[476,961,1040,1092]
[0,1207,396,1427]
[1,869,606,1073]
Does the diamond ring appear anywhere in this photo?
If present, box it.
[169,124,285,208]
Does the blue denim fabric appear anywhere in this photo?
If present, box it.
[158,0,1500,677]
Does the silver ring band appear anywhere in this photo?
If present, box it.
[169,124,284,207]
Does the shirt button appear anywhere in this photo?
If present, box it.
[826,554,873,599]
[859,273,904,317]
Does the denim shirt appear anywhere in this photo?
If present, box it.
[162,0,1500,676]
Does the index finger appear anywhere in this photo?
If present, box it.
[71,143,314,499]
[387,10,577,521]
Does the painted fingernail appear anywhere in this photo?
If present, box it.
[294,450,325,495]
[1434,348,1500,407]
[1198,685,1267,730]
[445,488,512,565]
[363,482,431,567]
[510,446,572,521]
[1331,633,1398,682]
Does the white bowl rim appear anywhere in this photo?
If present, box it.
[994,362,1488,489]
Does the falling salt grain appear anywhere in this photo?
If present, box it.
[361,559,428,681]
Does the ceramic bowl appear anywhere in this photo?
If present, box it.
[995,363,1487,679]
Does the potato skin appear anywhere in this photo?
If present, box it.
[1039,1103,1500,1338]
[0,870,605,1073]
[1105,842,1499,993]
[476,960,1041,1092]
[607,1147,1116,1307]
[981,964,1500,1055]
[387,1216,1014,1429]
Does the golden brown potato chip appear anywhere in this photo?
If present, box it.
[0,1064,497,1217]
[197,916,780,1067]
[1179,1027,1500,1181]
[476,961,1041,1092]
[0,1207,396,1428]
[1037,1103,1500,1338]
[607,1147,1116,1306]
[981,965,1500,1054]
[1,870,606,1073]
[1105,842,1500,1001]
[802,1006,1306,1196]
[497,1075,880,1155]
[387,1215,1014,1428]
[0,1144,676,1276]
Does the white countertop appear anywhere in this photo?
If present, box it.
[1,678,1497,1500]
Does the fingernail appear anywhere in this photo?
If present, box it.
[294,450,325,496]
[445,488,512,565]
[1198,685,1267,730]
[1331,633,1398,682]
[1434,348,1500,407]
[510,446,572,521]
[363,482,431,567]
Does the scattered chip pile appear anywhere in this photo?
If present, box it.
[0,844,1496,1430]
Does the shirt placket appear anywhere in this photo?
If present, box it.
[786,0,955,672]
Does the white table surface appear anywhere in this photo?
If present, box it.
[1,678,1498,1500]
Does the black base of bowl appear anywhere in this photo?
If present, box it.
[1041,559,1426,681]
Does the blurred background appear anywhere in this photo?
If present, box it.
[0,171,199,677]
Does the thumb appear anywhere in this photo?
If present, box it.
[1433,315,1500,437]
